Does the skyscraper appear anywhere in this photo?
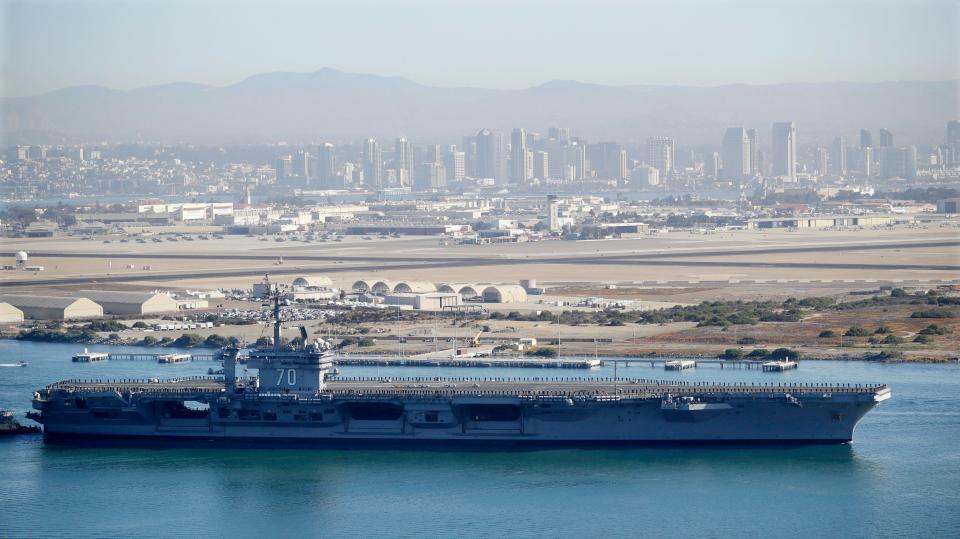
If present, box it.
[720,127,750,182]
[746,129,758,175]
[444,146,465,182]
[646,137,674,177]
[362,138,382,190]
[548,127,570,143]
[860,129,873,149]
[511,128,530,183]
[947,121,960,144]
[816,147,829,176]
[533,151,549,180]
[589,142,626,180]
[771,122,797,180]
[294,150,310,180]
[476,129,507,184]
[275,155,292,183]
[395,137,412,187]
[879,146,917,179]
[416,162,446,190]
[316,143,337,188]
[831,136,847,175]
[878,129,893,147]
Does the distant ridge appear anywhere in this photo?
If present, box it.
[2,68,957,146]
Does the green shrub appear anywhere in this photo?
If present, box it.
[910,309,954,319]
[172,333,203,348]
[526,347,558,358]
[720,349,744,360]
[768,348,800,360]
[913,334,932,344]
[874,326,891,334]
[818,330,836,338]
[881,335,905,345]
[736,337,758,345]
[845,326,872,337]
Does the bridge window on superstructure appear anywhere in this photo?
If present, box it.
[237,410,261,420]
[263,411,278,421]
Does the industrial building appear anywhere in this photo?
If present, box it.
[0,295,103,320]
[481,285,528,303]
[748,214,906,230]
[383,292,462,311]
[78,290,180,316]
[0,302,25,324]
[355,280,530,303]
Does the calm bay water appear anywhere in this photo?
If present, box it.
[1,340,958,538]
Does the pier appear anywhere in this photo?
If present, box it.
[601,358,793,371]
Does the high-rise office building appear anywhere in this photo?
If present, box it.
[416,162,447,190]
[511,128,530,183]
[771,122,797,180]
[316,143,337,187]
[947,120,960,144]
[720,127,751,182]
[444,146,465,182]
[589,142,627,180]
[646,137,674,177]
[275,155,293,183]
[746,129,758,175]
[394,137,412,187]
[425,144,442,164]
[548,127,570,143]
[860,129,873,149]
[878,129,893,147]
[816,147,829,176]
[706,152,720,178]
[476,129,507,183]
[533,151,549,180]
[879,146,917,179]
[831,136,847,175]
[294,151,310,180]
[362,138,382,190]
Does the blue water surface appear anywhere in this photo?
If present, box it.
[0,341,957,538]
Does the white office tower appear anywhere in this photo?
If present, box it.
[445,146,465,182]
[633,165,660,187]
[771,122,797,180]
[362,138,382,190]
[832,137,847,175]
[510,128,530,183]
[720,127,751,182]
[476,129,507,184]
[547,195,560,232]
[395,137,412,187]
[646,137,674,177]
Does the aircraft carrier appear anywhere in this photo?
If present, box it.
[30,286,891,447]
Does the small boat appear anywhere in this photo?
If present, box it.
[0,410,41,435]
[0,361,27,368]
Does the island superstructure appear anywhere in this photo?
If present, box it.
[30,284,891,446]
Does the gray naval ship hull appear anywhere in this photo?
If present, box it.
[32,377,891,448]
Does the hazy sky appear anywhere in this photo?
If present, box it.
[2,0,958,97]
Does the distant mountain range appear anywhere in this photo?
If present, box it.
[2,68,957,147]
